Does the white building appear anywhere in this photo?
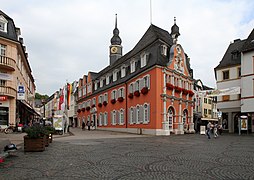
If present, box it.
[214,28,254,133]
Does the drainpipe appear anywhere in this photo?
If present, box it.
[125,82,128,129]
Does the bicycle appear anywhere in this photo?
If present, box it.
[4,124,17,134]
[0,125,6,133]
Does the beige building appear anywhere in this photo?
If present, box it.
[0,10,36,127]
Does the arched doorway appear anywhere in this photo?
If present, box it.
[167,107,175,131]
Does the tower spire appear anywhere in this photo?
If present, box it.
[109,13,122,65]
[171,17,180,44]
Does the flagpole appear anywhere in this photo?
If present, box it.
[150,0,152,24]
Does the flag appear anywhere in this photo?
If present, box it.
[58,88,64,110]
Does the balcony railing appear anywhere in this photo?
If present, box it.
[0,55,16,71]
[0,86,16,98]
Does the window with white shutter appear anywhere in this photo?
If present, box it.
[143,103,150,124]
[130,60,136,73]
[104,112,108,126]
[136,105,140,124]
[104,93,108,103]
[119,109,124,125]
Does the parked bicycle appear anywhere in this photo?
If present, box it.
[2,124,19,134]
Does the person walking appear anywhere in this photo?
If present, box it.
[87,121,91,131]
[206,122,211,139]
[214,123,218,138]
[82,120,85,130]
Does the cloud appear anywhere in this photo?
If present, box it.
[1,0,254,95]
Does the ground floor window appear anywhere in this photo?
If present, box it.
[0,107,8,125]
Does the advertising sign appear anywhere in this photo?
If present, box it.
[241,119,248,130]
[0,96,7,101]
[0,72,12,81]
[53,116,63,130]
[17,85,25,100]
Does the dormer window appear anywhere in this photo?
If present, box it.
[161,45,167,56]
[121,65,126,78]
[113,69,118,82]
[100,77,105,88]
[94,80,98,90]
[0,16,8,33]
[106,74,110,85]
[141,52,149,68]
[130,59,136,73]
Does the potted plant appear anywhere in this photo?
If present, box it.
[98,102,102,107]
[103,101,108,106]
[81,108,86,112]
[134,90,140,97]
[111,99,116,104]
[77,109,81,113]
[166,83,174,90]
[24,125,47,152]
[141,87,149,95]
[118,97,124,102]
[128,93,134,99]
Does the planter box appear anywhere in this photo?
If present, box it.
[45,135,49,147]
[98,103,102,107]
[118,97,124,102]
[128,93,134,99]
[141,87,149,95]
[111,99,116,104]
[134,91,140,97]
[103,101,108,106]
[24,136,45,152]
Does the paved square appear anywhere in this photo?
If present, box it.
[1,130,254,180]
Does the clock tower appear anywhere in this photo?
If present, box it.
[109,14,122,65]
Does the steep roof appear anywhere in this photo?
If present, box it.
[0,10,18,41]
[215,39,246,70]
[241,28,254,53]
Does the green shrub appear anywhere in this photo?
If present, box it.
[25,125,47,139]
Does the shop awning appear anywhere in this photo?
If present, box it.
[18,100,40,116]
[201,118,218,121]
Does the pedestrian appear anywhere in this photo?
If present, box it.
[218,124,223,135]
[87,121,91,131]
[82,120,85,130]
[214,123,218,138]
[206,122,211,139]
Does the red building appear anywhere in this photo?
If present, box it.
[77,17,195,135]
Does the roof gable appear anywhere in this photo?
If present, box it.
[242,28,254,53]
[215,39,246,70]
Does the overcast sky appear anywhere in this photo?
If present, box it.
[2,0,254,95]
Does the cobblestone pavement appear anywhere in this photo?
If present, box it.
[1,128,254,180]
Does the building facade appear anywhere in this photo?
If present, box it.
[0,10,36,127]
[193,79,218,132]
[215,28,254,133]
[77,17,195,135]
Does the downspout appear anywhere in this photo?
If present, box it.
[125,82,128,129]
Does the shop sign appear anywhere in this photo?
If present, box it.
[0,96,7,101]
[17,85,25,100]
[0,72,12,81]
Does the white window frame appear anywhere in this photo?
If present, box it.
[119,109,124,125]
[130,59,136,73]
[141,52,149,68]
[143,75,150,89]
[0,16,8,33]
[0,44,6,56]
[111,110,117,125]
[92,97,96,105]
[104,93,108,103]
[136,105,140,124]
[183,110,187,124]
[104,112,108,126]
[100,77,105,88]
[111,90,117,100]
[129,83,134,94]
[161,44,167,56]
[118,87,125,98]
[99,95,103,104]
[99,113,103,126]
[87,99,91,107]
[87,83,92,93]
[135,79,140,91]
[129,107,134,124]
[143,103,150,124]
[168,108,174,129]
[121,65,126,78]
[106,74,110,85]
[113,69,118,82]
[94,81,98,90]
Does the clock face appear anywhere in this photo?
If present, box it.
[111,47,118,53]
